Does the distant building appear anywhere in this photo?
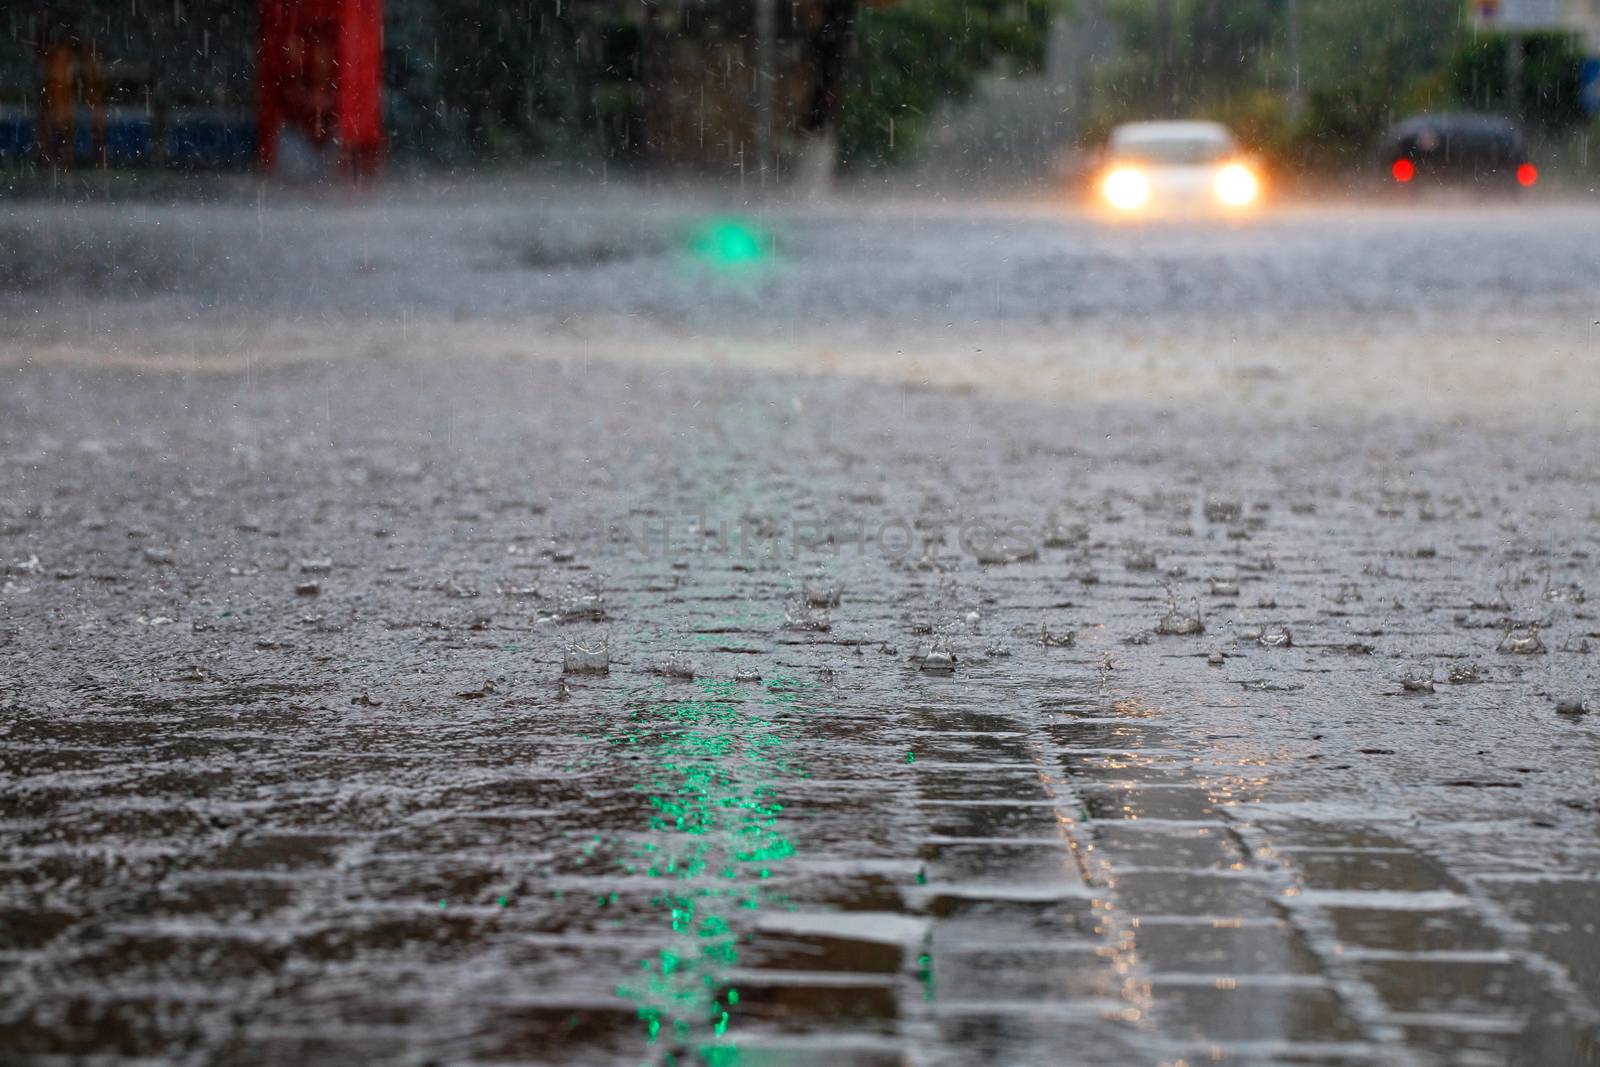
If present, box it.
[1563,0,1600,49]
[3,2,257,168]
[1472,0,1600,47]
[1,0,846,174]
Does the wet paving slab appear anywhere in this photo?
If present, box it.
[1,352,1598,1066]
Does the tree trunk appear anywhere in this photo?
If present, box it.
[803,0,857,134]
[795,0,857,194]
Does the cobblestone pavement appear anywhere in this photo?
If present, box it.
[2,346,1598,1066]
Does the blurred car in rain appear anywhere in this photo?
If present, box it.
[1089,120,1263,217]
[1378,113,1537,192]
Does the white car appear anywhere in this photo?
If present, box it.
[1093,120,1262,215]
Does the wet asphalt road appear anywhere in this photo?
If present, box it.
[2,184,1600,1066]
[5,182,1600,421]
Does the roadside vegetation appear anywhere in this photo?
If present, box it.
[839,0,1596,174]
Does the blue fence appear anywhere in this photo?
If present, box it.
[102,112,156,164]
[0,109,254,168]
[166,112,255,169]
[0,111,32,162]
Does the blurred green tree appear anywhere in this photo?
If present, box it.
[1292,0,1464,164]
[1449,31,1588,134]
[838,0,1065,167]
[1092,0,1466,165]
[1095,0,1279,122]
[396,0,641,161]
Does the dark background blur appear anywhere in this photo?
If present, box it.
[3,1,1600,184]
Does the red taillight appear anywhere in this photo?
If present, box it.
[1392,159,1415,183]
[1517,162,1538,187]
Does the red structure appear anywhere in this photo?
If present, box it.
[257,0,384,177]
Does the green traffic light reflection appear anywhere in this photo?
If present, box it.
[686,218,771,274]
[611,676,810,1065]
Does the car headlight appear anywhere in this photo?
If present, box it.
[1214,163,1259,207]
[1102,167,1151,212]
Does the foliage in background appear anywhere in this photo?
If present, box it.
[1291,0,1465,164]
[1093,0,1466,165]
[404,0,1070,168]
[839,0,1065,167]
[388,0,641,162]
[385,0,1593,171]
[1449,32,1588,133]
[1093,0,1279,122]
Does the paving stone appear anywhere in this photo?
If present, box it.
[5,342,1599,1065]
[1132,918,1321,976]
[1112,871,1282,920]
[1148,982,1363,1045]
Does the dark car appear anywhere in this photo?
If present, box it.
[1378,113,1537,190]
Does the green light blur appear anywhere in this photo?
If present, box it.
[612,675,809,1065]
[688,218,770,273]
